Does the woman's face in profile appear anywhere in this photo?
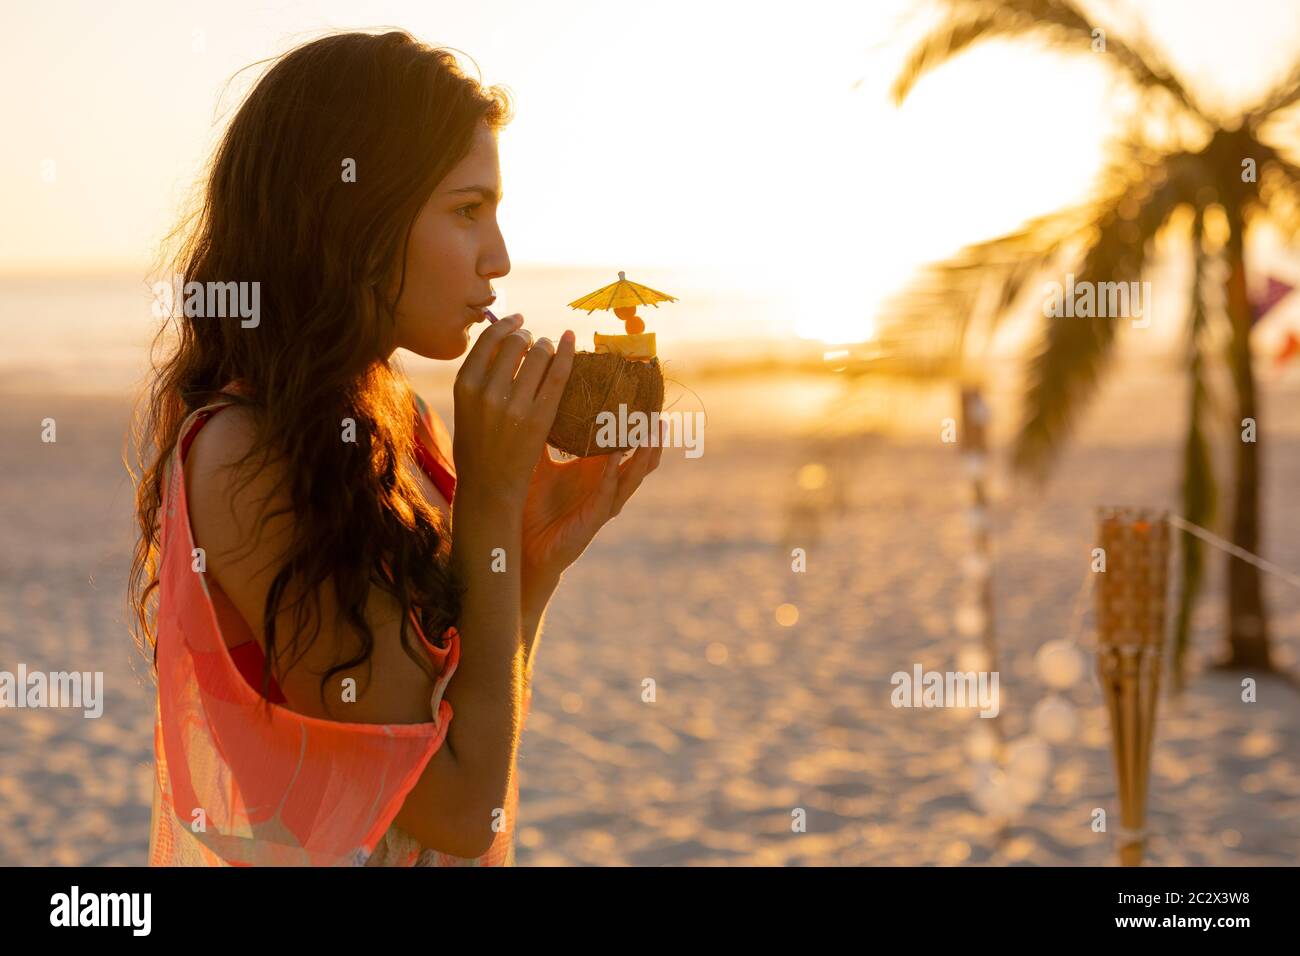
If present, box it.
[391,122,511,360]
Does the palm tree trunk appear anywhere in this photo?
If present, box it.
[1173,210,1214,692]
[1221,214,1272,670]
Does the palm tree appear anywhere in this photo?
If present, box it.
[884,0,1300,685]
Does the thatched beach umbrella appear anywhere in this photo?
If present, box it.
[1094,507,1170,866]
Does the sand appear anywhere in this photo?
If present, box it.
[1,362,1298,866]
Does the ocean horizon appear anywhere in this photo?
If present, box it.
[0,264,836,396]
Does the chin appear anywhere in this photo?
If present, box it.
[445,332,471,360]
[405,328,471,362]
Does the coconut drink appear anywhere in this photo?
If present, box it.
[545,270,676,457]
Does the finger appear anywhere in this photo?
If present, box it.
[609,442,655,517]
[649,420,665,470]
[508,336,556,413]
[594,449,621,511]
[483,328,536,404]
[531,330,576,420]
[623,430,659,473]
[456,313,525,387]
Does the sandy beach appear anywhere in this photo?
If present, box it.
[1,362,1298,866]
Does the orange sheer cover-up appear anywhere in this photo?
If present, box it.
[147,386,528,866]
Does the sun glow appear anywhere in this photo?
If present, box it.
[795,310,877,346]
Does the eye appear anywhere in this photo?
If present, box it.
[455,203,481,220]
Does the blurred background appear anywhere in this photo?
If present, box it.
[1,0,1298,865]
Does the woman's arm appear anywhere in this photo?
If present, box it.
[434,483,526,836]
[521,570,561,688]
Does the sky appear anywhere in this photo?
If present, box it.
[5,0,1300,343]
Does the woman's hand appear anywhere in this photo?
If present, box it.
[451,314,575,511]
[521,429,663,588]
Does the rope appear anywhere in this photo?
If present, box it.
[1169,515,1300,592]
[1053,513,1300,657]
[1061,565,1095,649]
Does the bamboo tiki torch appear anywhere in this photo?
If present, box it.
[1094,507,1170,866]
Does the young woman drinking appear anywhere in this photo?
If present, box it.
[128,29,661,866]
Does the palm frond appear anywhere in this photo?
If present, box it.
[1246,61,1300,126]
[865,202,1101,379]
[892,0,1201,118]
[1012,144,1211,478]
[1255,148,1300,238]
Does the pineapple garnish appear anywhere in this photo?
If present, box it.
[593,332,656,362]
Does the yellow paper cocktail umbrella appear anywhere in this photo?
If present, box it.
[568,271,677,335]
[567,270,678,313]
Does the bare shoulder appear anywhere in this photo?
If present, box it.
[185,404,286,553]
[183,404,316,691]
[184,404,264,490]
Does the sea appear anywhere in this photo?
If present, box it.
[0,265,835,396]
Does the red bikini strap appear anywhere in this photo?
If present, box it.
[179,403,234,464]
[413,431,456,504]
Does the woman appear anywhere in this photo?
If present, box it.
[128,29,661,866]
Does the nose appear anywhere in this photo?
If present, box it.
[481,219,511,282]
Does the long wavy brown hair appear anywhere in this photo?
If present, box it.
[127,30,512,711]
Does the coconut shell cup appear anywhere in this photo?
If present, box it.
[547,352,664,457]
